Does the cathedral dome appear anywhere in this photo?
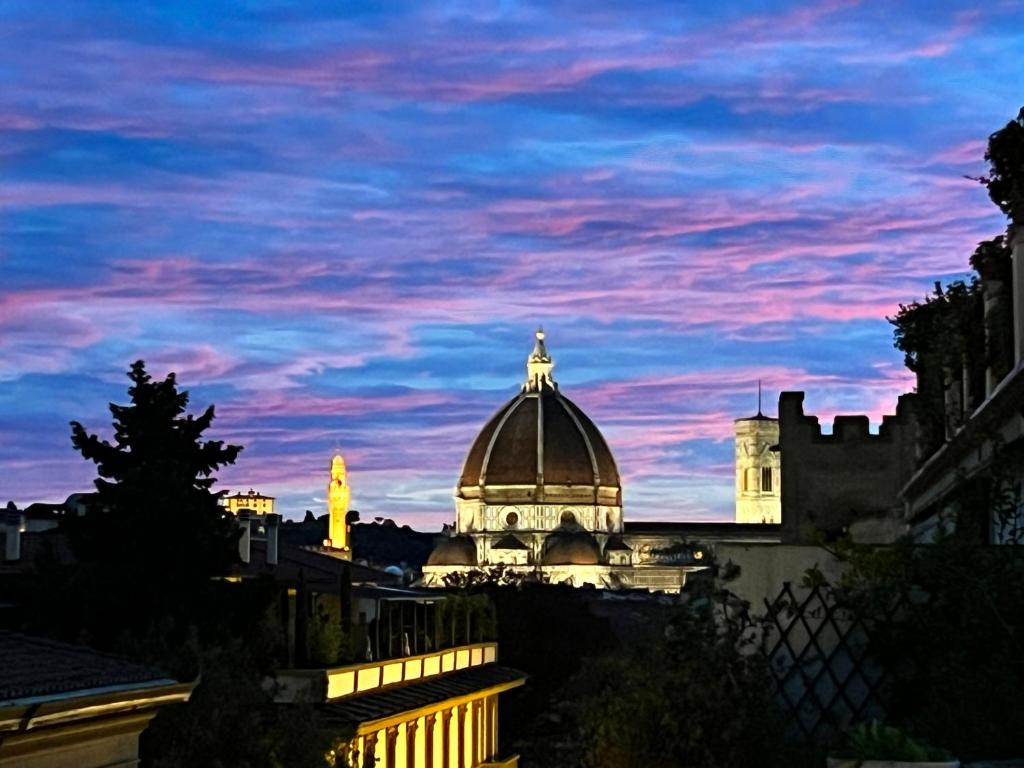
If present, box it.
[426,535,478,566]
[458,330,621,507]
[541,528,602,566]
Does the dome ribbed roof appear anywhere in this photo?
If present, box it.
[460,389,619,490]
[458,331,620,506]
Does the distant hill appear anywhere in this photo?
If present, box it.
[278,511,439,570]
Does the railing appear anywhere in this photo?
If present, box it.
[480,757,519,768]
[271,642,498,704]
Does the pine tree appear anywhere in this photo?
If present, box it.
[69,360,242,616]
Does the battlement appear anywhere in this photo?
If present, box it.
[778,391,916,444]
[777,391,918,543]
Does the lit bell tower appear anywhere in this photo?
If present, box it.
[734,382,781,524]
[326,454,351,554]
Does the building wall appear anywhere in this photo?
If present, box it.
[778,392,918,543]
[224,492,275,516]
[454,500,623,536]
[0,721,146,768]
[713,543,844,611]
[734,418,781,524]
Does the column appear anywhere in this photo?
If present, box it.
[424,713,436,768]
[406,719,418,768]
[362,731,379,768]
[456,704,467,768]
[385,725,399,768]
[473,700,484,764]
[480,698,489,760]
[489,695,498,760]
[441,708,453,768]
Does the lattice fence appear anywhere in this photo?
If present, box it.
[761,583,890,744]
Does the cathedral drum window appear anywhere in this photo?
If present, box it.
[505,510,519,528]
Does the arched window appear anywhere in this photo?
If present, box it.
[745,467,758,493]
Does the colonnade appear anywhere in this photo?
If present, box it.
[341,692,502,768]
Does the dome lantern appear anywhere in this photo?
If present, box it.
[525,327,555,392]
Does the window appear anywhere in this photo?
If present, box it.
[745,467,758,493]
[761,467,773,493]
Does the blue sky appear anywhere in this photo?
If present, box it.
[0,0,1020,526]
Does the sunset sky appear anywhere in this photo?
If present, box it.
[1,1,1021,527]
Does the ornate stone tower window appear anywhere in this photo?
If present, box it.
[734,385,781,524]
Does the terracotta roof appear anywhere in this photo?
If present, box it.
[542,529,602,565]
[734,411,777,422]
[322,664,525,725]
[604,535,632,552]
[458,386,620,504]
[0,632,172,703]
[426,535,478,567]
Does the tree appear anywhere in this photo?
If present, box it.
[806,520,1024,761]
[575,572,789,768]
[68,360,242,624]
[888,279,984,457]
[51,362,345,767]
[978,107,1024,227]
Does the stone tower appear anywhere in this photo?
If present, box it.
[734,387,781,524]
[326,453,351,554]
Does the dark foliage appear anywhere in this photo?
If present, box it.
[18,361,344,767]
[978,107,1024,226]
[889,106,1024,465]
[136,581,343,768]
[888,279,984,457]
[816,526,1024,760]
[474,576,793,768]
[67,360,242,629]
[574,578,789,768]
[279,514,436,570]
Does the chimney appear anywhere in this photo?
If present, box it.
[3,506,23,562]
[266,513,280,566]
[238,510,252,564]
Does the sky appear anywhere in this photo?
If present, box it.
[1,1,1021,528]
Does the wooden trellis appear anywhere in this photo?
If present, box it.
[761,583,890,743]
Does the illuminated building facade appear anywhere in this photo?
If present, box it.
[234,517,525,767]
[273,643,524,768]
[223,488,275,516]
[734,400,781,524]
[422,330,703,591]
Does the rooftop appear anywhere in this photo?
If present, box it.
[0,631,174,704]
